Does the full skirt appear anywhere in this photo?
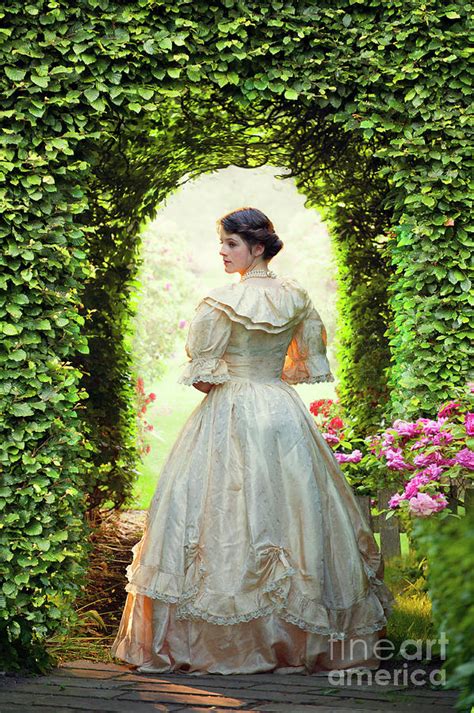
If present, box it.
[111,378,395,674]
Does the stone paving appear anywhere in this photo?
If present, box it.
[0,659,461,712]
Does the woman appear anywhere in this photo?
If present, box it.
[111,206,395,675]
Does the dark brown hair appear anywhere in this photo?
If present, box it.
[216,207,284,261]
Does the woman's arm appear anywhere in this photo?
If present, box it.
[192,381,214,394]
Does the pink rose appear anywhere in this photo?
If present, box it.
[421,464,444,480]
[323,433,340,446]
[392,419,422,438]
[385,447,412,471]
[416,417,448,436]
[410,437,431,451]
[388,493,405,509]
[438,401,461,419]
[465,413,474,436]
[404,474,431,499]
[432,431,453,445]
[334,449,362,464]
[408,492,448,517]
[413,451,450,467]
[454,447,474,471]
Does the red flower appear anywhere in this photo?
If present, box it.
[328,417,344,430]
[310,399,333,417]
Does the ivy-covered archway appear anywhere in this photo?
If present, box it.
[1,0,470,669]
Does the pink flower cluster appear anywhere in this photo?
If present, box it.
[334,449,363,464]
[369,384,474,518]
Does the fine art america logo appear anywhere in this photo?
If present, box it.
[326,633,448,687]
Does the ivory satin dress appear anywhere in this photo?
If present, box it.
[111,275,395,675]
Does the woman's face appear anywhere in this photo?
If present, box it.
[218,227,265,275]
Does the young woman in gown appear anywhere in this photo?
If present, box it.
[111,206,395,675]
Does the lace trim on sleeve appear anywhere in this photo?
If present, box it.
[177,356,230,386]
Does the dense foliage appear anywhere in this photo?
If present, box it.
[413,509,474,712]
[0,0,471,669]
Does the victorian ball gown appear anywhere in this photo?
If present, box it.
[111,273,395,675]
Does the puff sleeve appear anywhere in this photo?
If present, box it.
[281,301,335,385]
[177,300,232,386]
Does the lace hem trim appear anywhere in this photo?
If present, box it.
[124,583,389,639]
[125,572,394,640]
[125,542,394,640]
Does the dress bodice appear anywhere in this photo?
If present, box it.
[177,275,335,387]
[222,320,295,382]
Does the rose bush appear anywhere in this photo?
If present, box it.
[367,380,474,522]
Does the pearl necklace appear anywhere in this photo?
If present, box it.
[240,267,278,282]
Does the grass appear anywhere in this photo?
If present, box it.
[383,549,436,657]
[128,357,206,510]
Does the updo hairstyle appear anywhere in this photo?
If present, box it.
[216,207,284,261]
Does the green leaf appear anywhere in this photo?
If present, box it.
[91,97,106,112]
[143,39,155,54]
[10,349,27,361]
[186,67,201,81]
[30,74,49,88]
[1,323,20,335]
[6,305,21,319]
[50,138,68,151]
[5,67,26,81]
[36,319,51,330]
[137,88,154,100]
[158,37,172,50]
[11,403,34,417]
[84,88,100,103]
[2,582,16,597]
[448,269,464,284]
[24,521,43,536]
